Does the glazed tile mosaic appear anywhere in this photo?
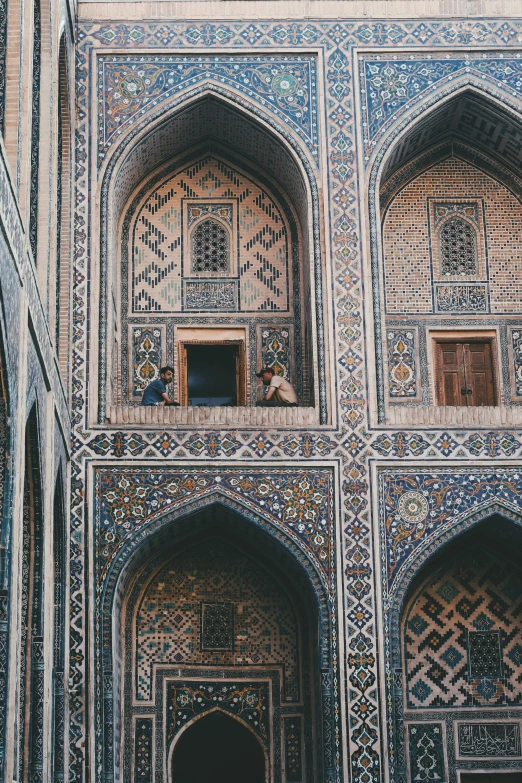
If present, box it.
[135,538,300,701]
[404,547,522,708]
[53,15,522,783]
[130,157,290,313]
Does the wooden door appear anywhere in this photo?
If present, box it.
[435,340,495,407]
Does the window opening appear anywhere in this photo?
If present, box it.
[191,217,230,274]
[182,342,244,406]
[434,339,496,407]
[439,216,478,277]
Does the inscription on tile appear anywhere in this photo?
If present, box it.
[184,280,237,311]
[435,284,488,313]
[458,723,521,757]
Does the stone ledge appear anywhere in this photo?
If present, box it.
[109,405,319,427]
[78,0,517,19]
[387,404,522,428]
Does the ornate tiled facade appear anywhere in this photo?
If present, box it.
[2,5,522,783]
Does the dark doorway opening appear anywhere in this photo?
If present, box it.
[460,776,522,783]
[185,343,239,406]
[172,710,266,782]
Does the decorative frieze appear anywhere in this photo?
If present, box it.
[184,280,237,311]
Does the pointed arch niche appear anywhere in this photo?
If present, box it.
[96,93,326,425]
[103,503,334,783]
[368,87,522,426]
[392,516,522,783]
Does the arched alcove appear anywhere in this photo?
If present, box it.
[369,87,522,423]
[0,306,11,769]
[97,91,326,423]
[170,710,267,783]
[99,501,335,782]
[391,515,522,783]
[51,466,67,782]
[17,404,45,783]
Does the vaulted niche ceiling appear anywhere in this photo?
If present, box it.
[380,91,522,211]
[111,94,309,227]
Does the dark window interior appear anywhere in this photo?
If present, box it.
[187,343,238,406]
[461,775,522,783]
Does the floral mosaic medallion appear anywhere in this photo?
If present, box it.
[398,491,429,524]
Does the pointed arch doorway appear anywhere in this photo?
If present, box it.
[171,711,266,783]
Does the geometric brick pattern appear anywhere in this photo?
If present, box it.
[383,157,522,314]
[135,538,299,701]
[132,156,289,313]
[404,547,522,708]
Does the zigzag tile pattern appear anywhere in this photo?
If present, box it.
[131,156,289,312]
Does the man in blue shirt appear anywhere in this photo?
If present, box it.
[141,366,179,406]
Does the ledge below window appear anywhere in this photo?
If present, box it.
[108,405,319,428]
[387,405,522,428]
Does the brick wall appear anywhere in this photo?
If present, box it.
[383,156,522,314]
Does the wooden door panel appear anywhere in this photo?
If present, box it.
[464,342,495,406]
[442,371,462,407]
[435,339,496,407]
[435,342,466,406]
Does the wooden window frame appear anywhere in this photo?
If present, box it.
[178,339,246,407]
[431,332,499,408]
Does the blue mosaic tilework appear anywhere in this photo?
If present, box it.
[96,468,334,591]
[134,718,152,783]
[510,328,522,397]
[94,467,338,783]
[408,724,446,783]
[260,326,291,380]
[166,681,270,746]
[387,330,418,398]
[360,54,522,155]
[379,467,522,593]
[131,327,162,398]
[68,19,522,783]
[97,56,318,166]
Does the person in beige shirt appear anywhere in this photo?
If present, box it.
[255,367,298,406]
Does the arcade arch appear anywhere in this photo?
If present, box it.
[368,87,522,424]
[103,502,334,782]
[391,515,522,783]
[96,91,327,424]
